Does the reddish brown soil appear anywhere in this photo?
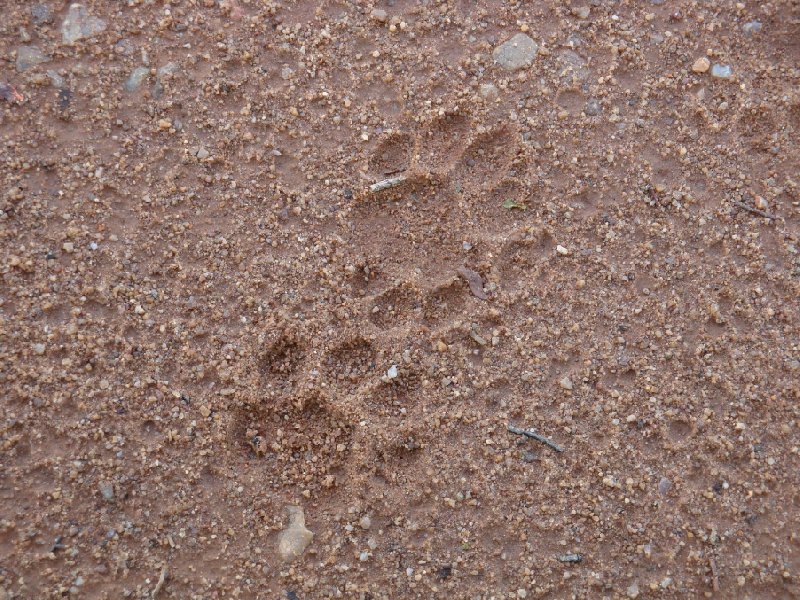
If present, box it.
[1,1,799,599]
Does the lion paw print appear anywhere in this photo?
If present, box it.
[366,114,526,198]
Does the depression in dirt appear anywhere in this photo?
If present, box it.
[1,0,799,599]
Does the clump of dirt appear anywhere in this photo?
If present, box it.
[1,0,799,598]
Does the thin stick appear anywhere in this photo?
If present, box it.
[732,201,776,220]
[709,557,720,592]
[152,566,168,598]
[508,425,564,453]
[369,175,407,193]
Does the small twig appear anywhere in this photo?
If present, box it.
[508,425,564,453]
[369,175,407,193]
[732,201,776,220]
[152,566,168,598]
[709,557,720,593]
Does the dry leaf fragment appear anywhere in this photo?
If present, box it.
[457,267,488,300]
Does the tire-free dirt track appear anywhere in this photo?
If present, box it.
[1,1,799,598]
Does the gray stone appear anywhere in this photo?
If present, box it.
[31,4,53,25]
[152,62,180,98]
[61,3,107,45]
[572,6,590,19]
[493,33,539,71]
[658,476,672,495]
[566,33,583,48]
[114,38,136,56]
[585,98,601,116]
[98,481,114,501]
[557,50,589,86]
[16,45,50,72]
[157,62,179,78]
[46,69,64,88]
[743,21,762,35]
[711,64,732,79]
[479,83,498,99]
[124,67,149,92]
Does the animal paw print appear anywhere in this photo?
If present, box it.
[450,125,521,195]
[257,325,306,393]
[364,114,526,197]
[367,280,424,329]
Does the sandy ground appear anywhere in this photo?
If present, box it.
[1,1,799,598]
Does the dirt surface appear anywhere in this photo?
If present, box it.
[1,1,800,598]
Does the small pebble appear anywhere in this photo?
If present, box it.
[658,476,672,495]
[124,67,149,92]
[278,506,314,561]
[692,57,711,73]
[571,6,590,19]
[585,98,601,116]
[479,83,499,99]
[742,21,762,35]
[627,582,640,598]
[15,45,49,72]
[98,481,114,501]
[559,376,573,390]
[61,3,107,45]
[387,365,398,379]
[371,9,388,23]
[359,515,372,530]
[31,4,53,25]
[46,70,64,88]
[493,33,539,71]
[711,64,733,79]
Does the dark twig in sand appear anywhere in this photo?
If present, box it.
[508,425,564,453]
[732,201,776,220]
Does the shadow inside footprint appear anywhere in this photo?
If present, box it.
[452,126,521,194]
[368,131,415,177]
[258,327,306,391]
[414,113,472,175]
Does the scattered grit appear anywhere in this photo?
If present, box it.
[1,1,799,599]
